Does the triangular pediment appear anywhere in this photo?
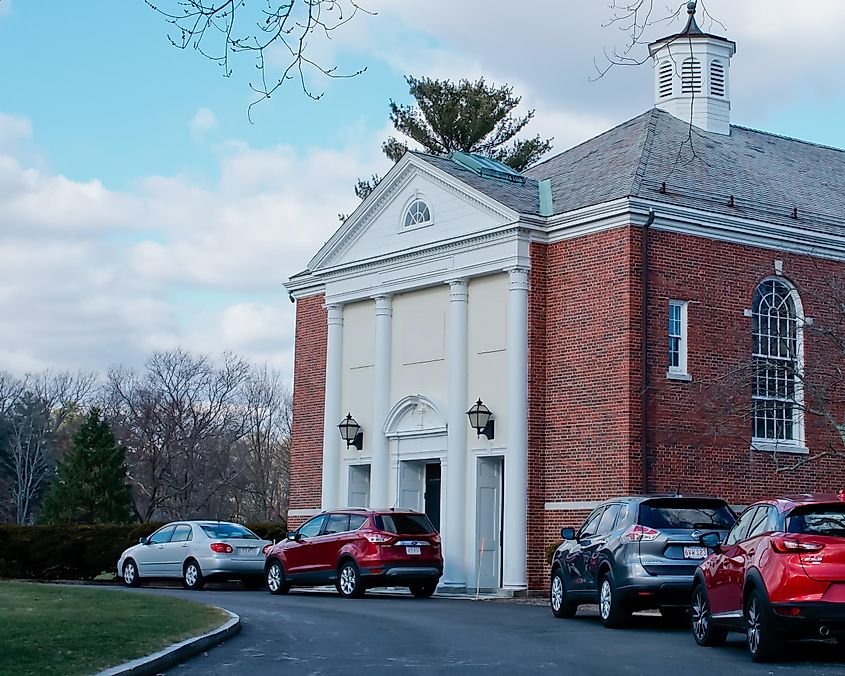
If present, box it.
[309,154,519,272]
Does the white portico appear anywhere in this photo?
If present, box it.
[287,151,533,592]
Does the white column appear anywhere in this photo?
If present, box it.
[442,279,469,591]
[370,294,392,508]
[503,267,529,590]
[321,303,344,510]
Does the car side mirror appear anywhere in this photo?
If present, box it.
[139,536,149,545]
[699,532,722,554]
[287,531,299,541]
[560,527,576,540]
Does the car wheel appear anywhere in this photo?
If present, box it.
[550,568,578,619]
[690,584,728,647]
[183,559,205,590]
[598,571,629,629]
[122,559,141,588]
[266,560,290,595]
[336,560,365,599]
[409,582,437,598]
[745,587,782,662]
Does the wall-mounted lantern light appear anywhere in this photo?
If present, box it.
[466,398,495,440]
[338,413,363,450]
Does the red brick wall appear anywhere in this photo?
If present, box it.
[289,294,327,518]
[645,230,845,503]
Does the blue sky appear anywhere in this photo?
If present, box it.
[1,0,844,382]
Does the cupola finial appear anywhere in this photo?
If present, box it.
[687,0,697,14]
[682,0,702,35]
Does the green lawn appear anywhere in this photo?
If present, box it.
[0,581,226,676]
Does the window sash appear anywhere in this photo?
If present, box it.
[668,301,687,373]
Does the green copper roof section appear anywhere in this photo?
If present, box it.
[449,151,527,184]
[538,179,553,216]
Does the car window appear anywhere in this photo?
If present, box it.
[638,498,735,530]
[199,523,259,540]
[725,507,759,546]
[376,513,435,534]
[149,525,176,544]
[171,524,193,542]
[597,504,622,534]
[349,514,367,531]
[786,504,845,537]
[579,508,605,539]
[746,506,775,539]
[297,515,326,539]
[324,514,350,535]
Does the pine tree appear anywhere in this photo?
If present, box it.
[352,76,553,202]
[39,407,134,524]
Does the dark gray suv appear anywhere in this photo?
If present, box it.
[549,496,735,628]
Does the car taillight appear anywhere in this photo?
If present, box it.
[771,537,825,554]
[623,525,661,542]
[364,532,392,544]
[431,533,441,544]
[262,544,273,555]
[210,542,234,554]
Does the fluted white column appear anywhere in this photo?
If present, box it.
[370,295,392,508]
[503,268,529,590]
[442,279,469,591]
[321,303,344,510]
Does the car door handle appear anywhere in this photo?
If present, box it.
[180,544,188,548]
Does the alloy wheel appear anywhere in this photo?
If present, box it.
[185,563,198,587]
[340,565,356,595]
[747,597,761,655]
[691,589,709,642]
[267,564,281,593]
[124,563,135,585]
[551,575,563,613]
[600,579,612,620]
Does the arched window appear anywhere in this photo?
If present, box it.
[681,57,702,94]
[658,60,673,98]
[710,59,725,97]
[403,199,431,227]
[751,279,802,444]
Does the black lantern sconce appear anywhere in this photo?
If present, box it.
[338,413,363,450]
[466,398,495,440]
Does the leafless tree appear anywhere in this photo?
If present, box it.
[0,370,96,524]
[145,0,374,119]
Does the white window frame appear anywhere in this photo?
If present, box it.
[667,300,690,381]
[750,277,806,454]
[401,196,433,230]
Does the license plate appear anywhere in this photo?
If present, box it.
[405,546,421,555]
[238,547,258,555]
[683,546,707,559]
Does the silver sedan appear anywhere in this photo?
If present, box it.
[117,521,273,590]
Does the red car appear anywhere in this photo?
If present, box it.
[263,509,443,598]
[691,493,845,661]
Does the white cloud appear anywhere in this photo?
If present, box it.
[0,0,11,17]
[0,113,388,382]
[189,107,218,137]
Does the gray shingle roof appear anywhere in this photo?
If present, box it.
[523,108,845,234]
[412,151,541,216]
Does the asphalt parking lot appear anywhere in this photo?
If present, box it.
[121,585,845,675]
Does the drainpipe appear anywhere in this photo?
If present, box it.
[641,209,655,495]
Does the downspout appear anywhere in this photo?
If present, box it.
[641,209,655,495]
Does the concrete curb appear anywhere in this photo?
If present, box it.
[95,609,241,676]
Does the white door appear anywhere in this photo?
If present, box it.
[348,465,371,508]
[399,461,424,512]
[476,457,503,591]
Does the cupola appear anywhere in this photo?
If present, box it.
[648,1,736,135]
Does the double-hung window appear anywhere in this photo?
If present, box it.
[668,300,689,378]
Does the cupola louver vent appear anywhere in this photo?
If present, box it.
[710,59,725,97]
[681,57,702,93]
[659,61,673,98]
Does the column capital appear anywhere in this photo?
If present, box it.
[326,303,344,326]
[448,278,469,302]
[506,267,530,291]
[373,294,393,317]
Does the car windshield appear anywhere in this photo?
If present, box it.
[786,505,845,537]
[639,499,735,530]
[376,513,435,535]
[199,523,259,540]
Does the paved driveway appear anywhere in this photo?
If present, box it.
[129,587,843,675]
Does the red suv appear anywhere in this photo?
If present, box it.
[691,493,845,661]
[263,509,443,598]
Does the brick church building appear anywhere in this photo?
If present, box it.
[284,6,845,592]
